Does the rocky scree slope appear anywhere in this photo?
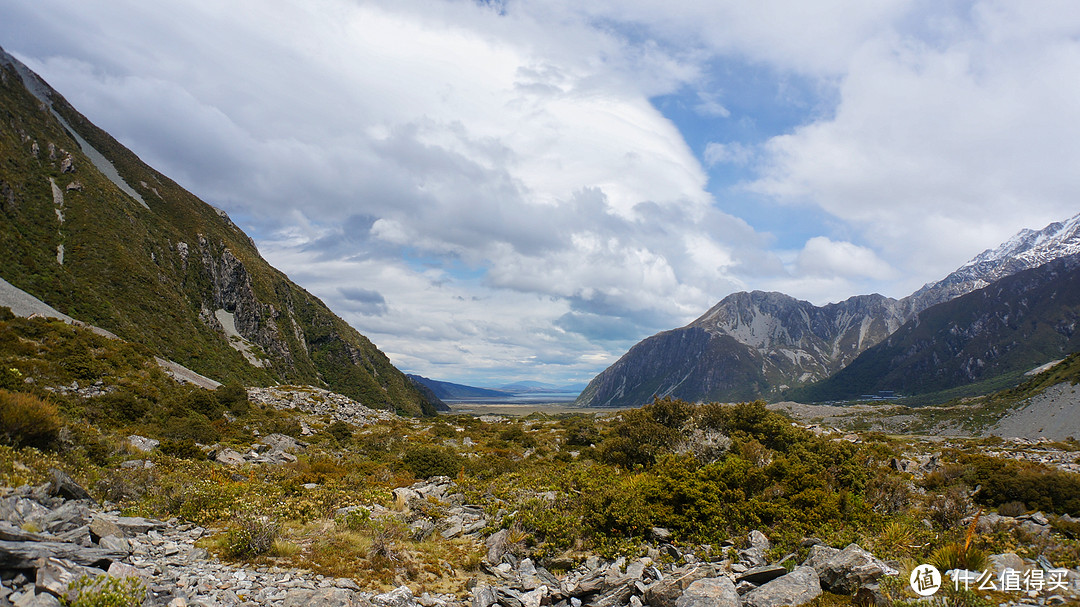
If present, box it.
[0,48,438,416]
[578,212,1080,408]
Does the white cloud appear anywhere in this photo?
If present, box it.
[704,142,753,167]
[750,2,1080,292]
[5,0,1080,385]
[795,237,896,279]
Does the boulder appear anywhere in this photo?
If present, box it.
[88,517,124,541]
[372,586,418,607]
[802,544,840,571]
[214,448,247,466]
[742,566,822,607]
[0,539,124,569]
[48,469,90,502]
[643,565,710,607]
[815,543,896,594]
[673,577,738,607]
[736,565,789,586]
[485,528,509,563]
[35,557,105,600]
[987,552,1028,578]
[127,435,159,453]
[283,588,365,607]
[260,433,308,453]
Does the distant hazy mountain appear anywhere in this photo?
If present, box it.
[408,375,513,400]
[0,48,439,416]
[577,212,1080,408]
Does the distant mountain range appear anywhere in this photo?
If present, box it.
[0,48,440,416]
[408,376,584,400]
[577,212,1080,407]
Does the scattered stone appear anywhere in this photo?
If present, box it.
[127,435,160,453]
[815,543,896,594]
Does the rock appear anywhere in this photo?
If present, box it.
[650,527,672,542]
[987,552,1028,577]
[853,584,888,607]
[486,529,509,564]
[802,544,840,570]
[0,539,124,569]
[472,584,498,607]
[113,516,166,535]
[127,435,160,453]
[283,588,364,607]
[643,565,710,607]
[260,433,308,453]
[89,516,124,541]
[747,530,770,552]
[35,557,105,599]
[736,565,788,586]
[673,577,738,607]
[373,586,417,607]
[742,566,822,607]
[585,583,632,607]
[65,181,82,192]
[48,469,90,502]
[214,448,247,466]
[59,155,74,173]
[815,543,895,594]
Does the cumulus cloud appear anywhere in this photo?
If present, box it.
[4,0,1078,384]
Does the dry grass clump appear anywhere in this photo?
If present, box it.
[0,389,61,449]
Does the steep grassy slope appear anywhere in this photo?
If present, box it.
[792,254,1080,403]
[0,50,437,415]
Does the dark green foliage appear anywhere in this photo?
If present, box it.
[327,420,353,443]
[93,391,150,422]
[160,439,205,460]
[161,412,220,444]
[402,445,463,479]
[499,423,536,447]
[959,453,1080,515]
[216,383,250,415]
[560,416,600,447]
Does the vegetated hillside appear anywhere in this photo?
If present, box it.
[0,48,436,416]
[792,253,1080,404]
[576,292,903,407]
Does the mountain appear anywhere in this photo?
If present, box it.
[0,48,439,416]
[791,252,1080,403]
[575,292,905,407]
[407,375,513,400]
[577,212,1080,408]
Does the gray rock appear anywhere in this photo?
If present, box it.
[747,530,770,552]
[987,552,1028,577]
[373,586,417,607]
[673,577,738,607]
[643,565,710,607]
[651,527,672,542]
[736,565,788,586]
[127,435,160,453]
[214,449,246,466]
[742,566,822,607]
[486,529,509,564]
[113,516,166,535]
[0,539,124,569]
[47,469,90,502]
[815,543,895,594]
[283,588,365,607]
[260,433,308,453]
[89,516,124,541]
[853,583,888,607]
[802,544,840,570]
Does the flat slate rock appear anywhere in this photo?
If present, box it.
[736,564,789,586]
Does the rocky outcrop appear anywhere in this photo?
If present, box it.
[741,567,822,607]
[248,386,398,426]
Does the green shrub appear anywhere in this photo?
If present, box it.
[402,445,463,479]
[327,420,353,443]
[220,512,282,558]
[997,500,1027,517]
[93,392,149,422]
[216,383,249,415]
[160,439,205,460]
[959,453,1080,515]
[0,389,61,449]
[65,574,146,607]
[161,412,220,443]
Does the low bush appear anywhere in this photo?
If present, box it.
[402,445,463,479]
[66,574,147,607]
[0,389,61,449]
[220,512,282,558]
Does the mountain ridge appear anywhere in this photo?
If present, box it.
[577,212,1080,408]
[0,47,439,416]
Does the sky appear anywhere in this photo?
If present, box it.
[2,0,1080,388]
